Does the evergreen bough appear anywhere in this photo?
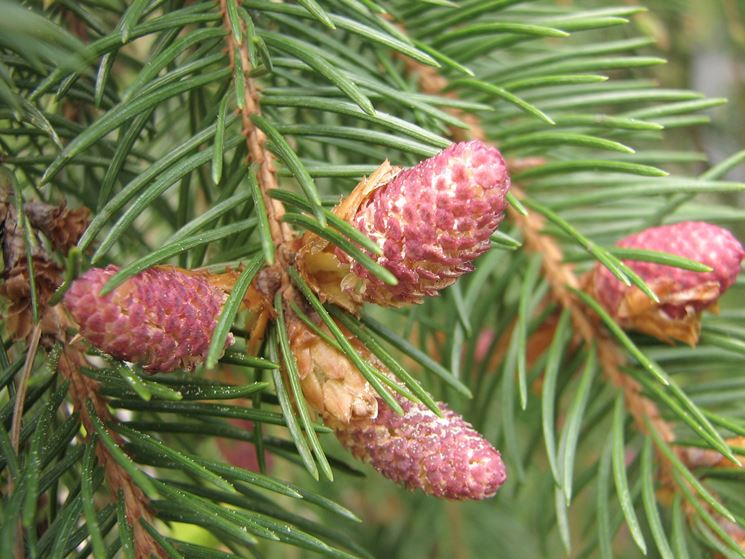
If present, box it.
[1,0,745,557]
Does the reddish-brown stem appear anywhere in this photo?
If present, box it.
[219,1,292,273]
[10,323,42,453]
[59,345,161,559]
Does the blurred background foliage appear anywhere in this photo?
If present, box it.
[633,0,745,182]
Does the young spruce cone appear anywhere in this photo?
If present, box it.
[299,140,511,309]
[333,393,507,500]
[590,221,744,344]
[64,265,232,372]
[289,313,506,500]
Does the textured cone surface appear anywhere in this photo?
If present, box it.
[64,265,232,372]
[339,140,510,306]
[288,310,506,499]
[333,393,506,500]
[591,221,744,343]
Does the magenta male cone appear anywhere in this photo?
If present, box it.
[334,393,507,500]
[591,221,744,344]
[64,265,232,372]
[340,140,510,306]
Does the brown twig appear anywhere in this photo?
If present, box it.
[512,206,676,442]
[219,1,292,272]
[59,344,161,559]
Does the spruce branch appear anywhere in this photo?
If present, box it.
[1,184,161,557]
[398,12,745,547]
[3,1,744,556]
[515,209,678,451]
[219,0,289,265]
[397,41,742,546]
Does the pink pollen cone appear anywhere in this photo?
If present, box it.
[341,140,511,306]
[63,265,232,372]
[591,221,744,344]
[334,393,507,500]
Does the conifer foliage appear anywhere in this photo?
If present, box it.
[1,0,745,557]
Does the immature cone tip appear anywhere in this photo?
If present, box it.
[298,140,511,309]
[63,265,232,372]
[346,140,510,306]
[333,393,506,500]
[591,221,744,344]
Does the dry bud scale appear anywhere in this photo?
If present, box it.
[64,265,233,372]
[1,187,91,341]
[590,221,744,344]
[299,140,511,309]
[288,312,506,500]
